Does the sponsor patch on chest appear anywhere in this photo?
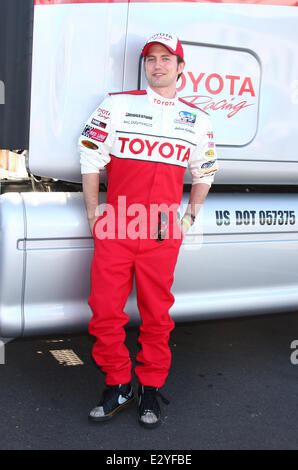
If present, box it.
[114,135,193,166]
[175,111,197,126]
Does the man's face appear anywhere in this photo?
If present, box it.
[144,43,185,92]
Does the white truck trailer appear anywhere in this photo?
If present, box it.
[0,0,298,338]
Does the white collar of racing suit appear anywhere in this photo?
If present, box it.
[146,86,178,109]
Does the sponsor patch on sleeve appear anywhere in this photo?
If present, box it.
[201,160,215,169]
[82,125,108,143]
[91,118,107,129]
[97,108,110,120]
[89,128,108,142]
[81,140,99,150]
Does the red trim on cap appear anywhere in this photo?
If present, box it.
[178,97,209,115]
[143,42,180,58]
[109,90,147,95]
[142,36,184,60]
[143,42,169,56]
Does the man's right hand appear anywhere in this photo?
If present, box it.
[82,173,100,236]
[89,216,99,236]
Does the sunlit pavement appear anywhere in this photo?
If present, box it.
[1,311,298,450]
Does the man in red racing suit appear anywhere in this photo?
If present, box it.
[78,32,218,428]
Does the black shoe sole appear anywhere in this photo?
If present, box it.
[88,396,134,422]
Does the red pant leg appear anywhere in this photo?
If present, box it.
[88,237,136,385]
[134,236,182,388]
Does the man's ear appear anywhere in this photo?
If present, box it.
[178,60,185,75]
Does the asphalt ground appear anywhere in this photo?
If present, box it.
[1,311,298,451]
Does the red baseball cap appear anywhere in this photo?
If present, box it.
[142,33,184,60]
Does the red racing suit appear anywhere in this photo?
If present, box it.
[79,86,218,387]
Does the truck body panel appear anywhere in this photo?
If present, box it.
[1,191,298,336]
